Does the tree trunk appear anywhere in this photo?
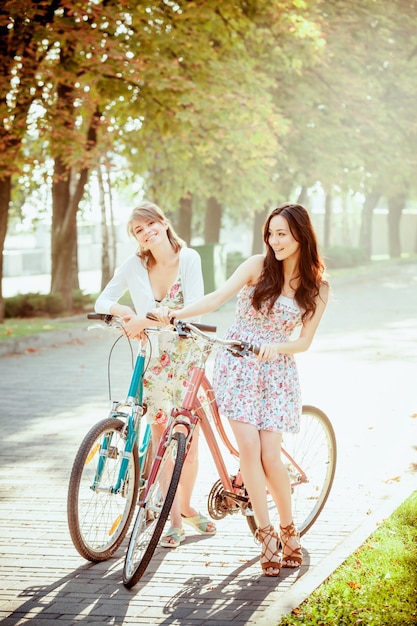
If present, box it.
[50,106,98,309]
[323,190,332,249]
[341,193,350,247]
[0,177,11,322]
[252,204,270,254]
[98,165,112,289]
[359,190,380,261]
[107,168,117,278]
[177,195,193,245]
[296,185,308,207]
[414,220,417,254]
[387,193,406,259]
[204,196,222,243]
[50,158,78,309]
[72,228,80,291]
[50,161,92,308]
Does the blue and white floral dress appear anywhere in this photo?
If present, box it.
[212,285,303,433]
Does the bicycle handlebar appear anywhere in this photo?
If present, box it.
[88,312,259,356]
[146,312,260,357]
[145,311,217,334]
[88,312,216,333]
[87,312,114,323]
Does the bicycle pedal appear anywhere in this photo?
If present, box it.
[223,490,248,504]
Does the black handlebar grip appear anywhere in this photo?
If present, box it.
[146,312,216,333]
[87,312,105,320]
[87,313,113,323]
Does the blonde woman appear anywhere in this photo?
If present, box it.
[95,200,216,547]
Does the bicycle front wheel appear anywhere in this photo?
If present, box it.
[246,405,336,537]
[123,431,186,588]
[67,417,139,561]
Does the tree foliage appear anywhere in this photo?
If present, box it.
[1,0,417,320]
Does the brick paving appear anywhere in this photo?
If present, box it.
[1,261,416,625]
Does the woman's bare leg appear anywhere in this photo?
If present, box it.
[229,421,280,575]
[260,430,301,567]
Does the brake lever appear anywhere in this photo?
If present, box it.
[227,341,259,358]
[175,320,190,338]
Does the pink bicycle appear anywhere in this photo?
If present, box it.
[123,317,336,588]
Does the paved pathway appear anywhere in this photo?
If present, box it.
[0,261,416,625]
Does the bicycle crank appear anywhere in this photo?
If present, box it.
[207,478,248,520]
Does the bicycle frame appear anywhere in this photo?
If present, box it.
[90,338,149,494]
[138,334,250,515]
[176,366,308,505]
[141,328,310,512]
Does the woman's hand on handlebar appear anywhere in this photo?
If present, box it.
[256,343,279,361]
[151,306,176,325]
[109,304,136,320]
[122,315,148,341]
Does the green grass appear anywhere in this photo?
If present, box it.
[0,316,86,340]
[278,491,417,626]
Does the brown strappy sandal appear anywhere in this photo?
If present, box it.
[280,521,302,568]
[254,524,281,577]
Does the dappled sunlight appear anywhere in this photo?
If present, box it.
[1,261,417,624]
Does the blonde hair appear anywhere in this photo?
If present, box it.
[127,200,185,268]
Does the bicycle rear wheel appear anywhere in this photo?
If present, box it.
[123,431,186,588]
[67,417,139,561]
[246,405,336,537]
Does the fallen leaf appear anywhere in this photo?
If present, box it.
[347,581,362,590]
[384,476,401,484]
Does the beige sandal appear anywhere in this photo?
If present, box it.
[280,522,302,568]
[254,524,281,577]
[160,527,185,549]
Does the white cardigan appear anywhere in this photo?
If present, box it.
[95,247,204,318]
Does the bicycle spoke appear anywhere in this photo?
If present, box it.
[282,406,336,535]
[123,432,186,588]
[67,418,139,561]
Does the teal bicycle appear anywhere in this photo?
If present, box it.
[67,313,153,562]
[67,313,215,562]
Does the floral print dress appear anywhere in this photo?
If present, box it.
[212,285,303,433]
[143,277,199,425]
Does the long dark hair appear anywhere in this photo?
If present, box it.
[251,203,327,321]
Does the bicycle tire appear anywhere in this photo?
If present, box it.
[246,405,336,537]
[123,431,186,588]
[67,417,139,561]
